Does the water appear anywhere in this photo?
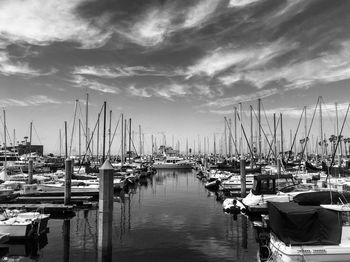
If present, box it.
[0,170,260,262]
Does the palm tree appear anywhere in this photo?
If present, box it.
[329,135,337,155]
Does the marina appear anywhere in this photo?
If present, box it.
[1,1,350,261]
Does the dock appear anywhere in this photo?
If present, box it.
[0,203,75,215]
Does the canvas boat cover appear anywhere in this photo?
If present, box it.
[268,202,342,246]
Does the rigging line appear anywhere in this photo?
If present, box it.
[265,114,281,159]
[329,103,350,171]
[236,111,253,156]
[32,123,43,145]
[300,98,319,160]
[261,102,273,140]
[287,107,305,161]
[224,116,239,156]
[79,103,104,167]
[107,113,121,157]
[69,100,78,157]
[252,108,276,160]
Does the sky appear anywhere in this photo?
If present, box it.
[1,0,350,155]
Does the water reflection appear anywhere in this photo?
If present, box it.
[11,170,261,262]
[0,233,48,260]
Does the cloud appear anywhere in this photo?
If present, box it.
[0,95,62,107]
[183,0,220,29]
[71,75,120,94]
[0,51,55,77]
[127,86,152,98]
[228,0,261,8]
[220,41,350,90]
[201,88,279,108]
[187,39,298,78]
[0,0,111,48]
[154,83,190,100]
[73,65,184,78]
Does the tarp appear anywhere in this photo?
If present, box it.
[294,191,350,206]
[268,202,342,246]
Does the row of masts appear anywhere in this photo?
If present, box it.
[1,95,349,166]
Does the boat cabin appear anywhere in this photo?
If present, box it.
[251,174,296,195]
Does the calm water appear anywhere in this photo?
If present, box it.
[0,170,259,262]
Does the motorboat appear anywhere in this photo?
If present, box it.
[0,209,50,238]
[267,201,350,262]
[238,174,314,214]
[153,157,193,170]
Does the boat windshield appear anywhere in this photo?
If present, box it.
[342,211,350,226]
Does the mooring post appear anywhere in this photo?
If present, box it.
[240,157,246,198]
[98,159,114,262]
[65,158,72,205]
[277,157,281,175]
[28,158,33,184]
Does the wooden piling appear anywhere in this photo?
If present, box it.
[277,157,281,175]
[240,158,246,197]
[64,159,72,205]
[98,160,114,262]
[28,159,34,184]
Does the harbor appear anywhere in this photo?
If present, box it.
[1,1,350,261]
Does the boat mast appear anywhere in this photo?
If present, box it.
[274,113,277,164]
[97,113,100,162]
[258,98,261,163]
[128,118,131,163]
[224,117,227,156]
[124,119,127,163]
[239,103,243,157]
[29,121,32,156]
[229,118,232,157]
[79,119,81,162]
[139,125,142,157]
[108,110,112,157]
[3,109,7,174]
[64,121,68,159]
[59,129,62,157]
[319,96,323,162]
[280,113,284,161]
[304,106,307,161]
[335,102,342,157]
[121,114,124,167]
[250,105,253,167]
[85,93,89,157]
[102,101,106,163]
[234,106,237,158]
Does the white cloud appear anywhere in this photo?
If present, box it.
[128,86,152,98]
[71,75,120,94]
[188,40,297,78]
[73,65,184,78]
[0,51,54,76]
[228,0,261,8]
[0,0,111,48]
[183,0,220,28]
[220,41,350,90]
[201,88,279,108]
[0,95,62,107]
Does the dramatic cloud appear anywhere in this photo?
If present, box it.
[183,0,220,28]
[187,40,298,79]
[0,0,111,48]
[220,41,350,89]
